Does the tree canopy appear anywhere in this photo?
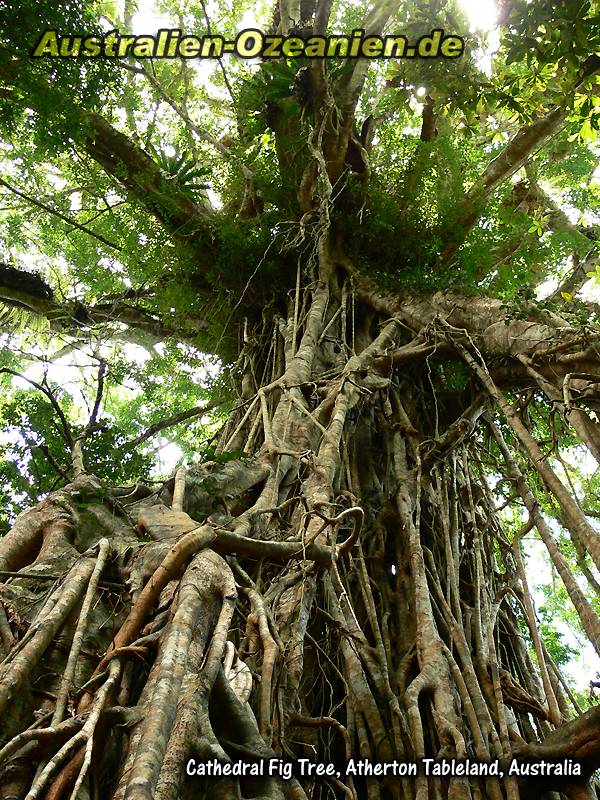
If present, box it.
[0,0,599,514]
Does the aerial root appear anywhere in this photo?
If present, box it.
[37,527,216,799]
[24,658,121,800]
[80,523,216,709]
[293,715,357,800]
[243,588,279,741]
[0,556,97,720]
[113,550,235,800]
[51,538,112,727]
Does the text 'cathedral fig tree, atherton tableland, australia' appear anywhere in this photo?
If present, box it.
[0,0,599,798]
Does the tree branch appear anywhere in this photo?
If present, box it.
[0,178,121,251]
[122,401,221,450]
[552,247,599,300]
[0,48,219,290]
[0,263,208,344]
[84,360,107,436]
[441,58,600,263]
[336,0,397,113]
[313,0,332,35]
[84,114,216,287]
[0,368,73,448]
[442,106,565,263]
[517,174,598,299]
[119,62,242,167]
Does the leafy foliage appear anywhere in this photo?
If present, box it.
[0,1,120,148]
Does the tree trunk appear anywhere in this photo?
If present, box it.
[1,257,599,800]
[1,8,599,796]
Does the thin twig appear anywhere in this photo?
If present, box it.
[0,179,121,251]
